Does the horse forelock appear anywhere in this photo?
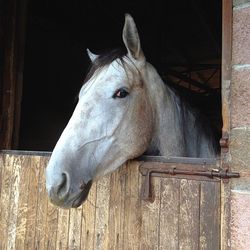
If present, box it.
[83,48,142,85]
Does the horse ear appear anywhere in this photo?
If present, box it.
[122,14,145,61]
[87,48,98,62]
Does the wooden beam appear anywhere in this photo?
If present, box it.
[0,0,28,149]
[220,0,233,249]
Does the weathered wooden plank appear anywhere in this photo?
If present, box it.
[118,165,127,250]
[0,154,4,199]
[68,207,83,249]
[179,179,200,250]
[24,155,41,249]
[123,161,142,250]
[0,154,6,249]
[159,178,180,250]
[81,182,97,250]
[93,175,111,250]
[15,156,31,249]
[44,193,59,249]
[34,156,49,250]
[140,176,161,250]
[0,154,14,249]
[56,207,70,250]
[200,182,220,250]
[7,155,24,250]
[107,165,125,250]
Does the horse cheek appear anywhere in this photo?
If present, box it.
[133,95,153,155]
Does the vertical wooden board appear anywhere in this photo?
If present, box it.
[107,164,128,250]
[107,166,124,250]
[81,182,97,250]
[199,182,220,250]
[140,176,161,250]
[0,154,14,249]
[0,154,4,198]
[56,207,70,250]
[179,179,200,250]
[221,181,231,250]
[68,207,83,249]
[159,178,180,250]
[15,156,32,249]
[123,161,142,250]
[44,196,59,249]
[7,155,24,250]
[24,155,41,249]
[34,157,49,250]
[93,174,111,250]
[118,164,127,250]
[0,154,6,249]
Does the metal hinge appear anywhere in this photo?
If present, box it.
[139,160,240,202]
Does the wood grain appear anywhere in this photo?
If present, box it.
[159,178,180,250]
[15,156,31,249]
[107,164,125,250]
[199,182,220,250]
[0,154,14,249]
[81,182,97,250]
[123,161,141,250]
[0,153,221,249]
[44,190,58,249]
[93,175,111,250]
[179,179,200,250]
[68,207,82,249]
[34,157,49,250]
[140,176,161,250]
[56,207,70,250]
[24,156,41,249]
[6,155,23,250]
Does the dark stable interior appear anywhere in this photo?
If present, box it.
[19,0,222,151]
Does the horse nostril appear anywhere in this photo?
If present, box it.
[56,172,70,199]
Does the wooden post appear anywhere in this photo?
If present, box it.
[220,0,233,249]
[0,0,28,149]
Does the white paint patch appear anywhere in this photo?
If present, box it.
[231,189,250,195]
[232,64,250,70]
[233,2,250,10]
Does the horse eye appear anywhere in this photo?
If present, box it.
[113,88,129,98]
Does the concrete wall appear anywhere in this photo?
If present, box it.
[230,1,250,248]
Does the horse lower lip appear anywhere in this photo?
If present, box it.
[72,191,88,207]
[72,181,92,208]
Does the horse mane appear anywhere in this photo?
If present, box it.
[84,48,127,84]
[173,89,221,156]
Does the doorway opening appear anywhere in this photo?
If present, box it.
[18,0,222,151]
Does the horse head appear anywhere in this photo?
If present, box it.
[46,14,154,208]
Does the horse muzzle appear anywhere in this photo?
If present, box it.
[46,171,92,208]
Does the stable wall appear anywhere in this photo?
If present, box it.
[230,1,250,248]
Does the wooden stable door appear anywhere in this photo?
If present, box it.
[0,152,220,250]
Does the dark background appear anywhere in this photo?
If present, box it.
[19,0,222,151]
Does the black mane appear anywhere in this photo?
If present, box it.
[84,48,127,84]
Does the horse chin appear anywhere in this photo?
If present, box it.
[70,180,93,208]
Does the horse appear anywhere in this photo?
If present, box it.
[46,14,218,208]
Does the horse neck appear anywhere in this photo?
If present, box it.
[143,63,185,156]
